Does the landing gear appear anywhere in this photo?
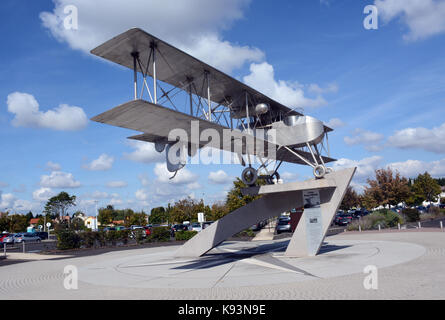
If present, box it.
[241,167,258,186]
[313,165,327,179]
[241,167,282,186]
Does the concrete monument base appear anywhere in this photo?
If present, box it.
[175,167,356,258]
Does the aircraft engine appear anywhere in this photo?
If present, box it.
[231,103,269,119]
[165,143,186,173]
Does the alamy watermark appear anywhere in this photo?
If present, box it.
[63,5,78,30]
[363,5,378,30]
[63,265,78,290]
[363,265,378,290]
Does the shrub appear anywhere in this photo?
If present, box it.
[56,230,81,250]
[233,229,256,238]
[79,231,97,248]
[175,230,197,241]
[402,208,420,222]
[347,210,403,231]
[428,206,440,217]
[149,227,171,242]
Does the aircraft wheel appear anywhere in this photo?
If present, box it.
[241,167,258,186]
[313,165,326,179]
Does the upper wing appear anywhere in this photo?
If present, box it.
[91,99,336,165]
[90,28,302,119]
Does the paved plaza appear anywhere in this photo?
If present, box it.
[1,231,444,299]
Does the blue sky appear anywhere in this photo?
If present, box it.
[1,0,445,215]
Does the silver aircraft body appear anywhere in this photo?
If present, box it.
[91,28,336,185]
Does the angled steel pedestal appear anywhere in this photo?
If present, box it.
[175,168,356,258]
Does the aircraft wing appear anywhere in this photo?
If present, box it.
[90,28,302,119]
[91,99,336,165]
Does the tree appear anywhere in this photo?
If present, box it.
[411,172,442,204]
[209,201,229,221]
[169,197,206,224]
[149,207,168,224]
[9,214,28,233]
[364,168,411,209]
[44,192,77,221]
[98,205,114,226]
[225,178,264,213]
[340,186,360,211]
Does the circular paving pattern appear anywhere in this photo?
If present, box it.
[78,238,425,289]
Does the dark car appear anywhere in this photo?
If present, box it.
[334,214,352,226]
[202,221,214,229]
[171,224,189,232]
[276,217,291,234]
[33,231,48,240]
[439,204,445,209]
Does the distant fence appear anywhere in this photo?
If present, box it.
[2,240,57,255]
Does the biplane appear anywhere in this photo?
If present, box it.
[90,28,336,186]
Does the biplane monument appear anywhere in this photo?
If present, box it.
[90,28,355,257]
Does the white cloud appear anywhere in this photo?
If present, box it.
[154,163,198,185]
[0,193,15,210]
[135,189,150,201]
[308,83,338,94]
[106,180,128,188]
[333,156,383,182]
[325,118,345,129]
[124,141,164,164]
[344,128,385,152]
[375,0,445,41]
[90,191,110,199]
[40,171,81,188]
[39,0,263,74]
[281,172,299,182]
[33,188,55,202]
[83,154,114,171]
[387,122,445,154]
[138,173,150,187]
[388,158,445,178]
[208,170,233,184]
[187,182,202,190]
[7,92,87,131]
[45,161,61,171]
[243,62,327,109]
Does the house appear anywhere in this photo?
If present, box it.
[29,218,40,227]
[84,216,100,230]
[112,220,125,226]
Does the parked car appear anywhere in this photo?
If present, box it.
[33,231,48,240]
[417,206,427,214]
[15,233,41,243]
[334,213,352,226]
[0,233,10,243]
[190,222,202,232]
[171,224,189,232]
[439,204,445,209]
[202,221,214,229]
[102,227,116,232]
[2,233,19,244]
[143,226,151,236]
[276,217,291,234]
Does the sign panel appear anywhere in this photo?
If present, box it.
[303,189,323,256]
[198,212,205,223]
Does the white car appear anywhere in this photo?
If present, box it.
[190,223,202,232]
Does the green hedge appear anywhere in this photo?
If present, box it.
[148,227,171,242]
[56,230,81,250]
[402,208,420,222]
[175,230,198,241]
